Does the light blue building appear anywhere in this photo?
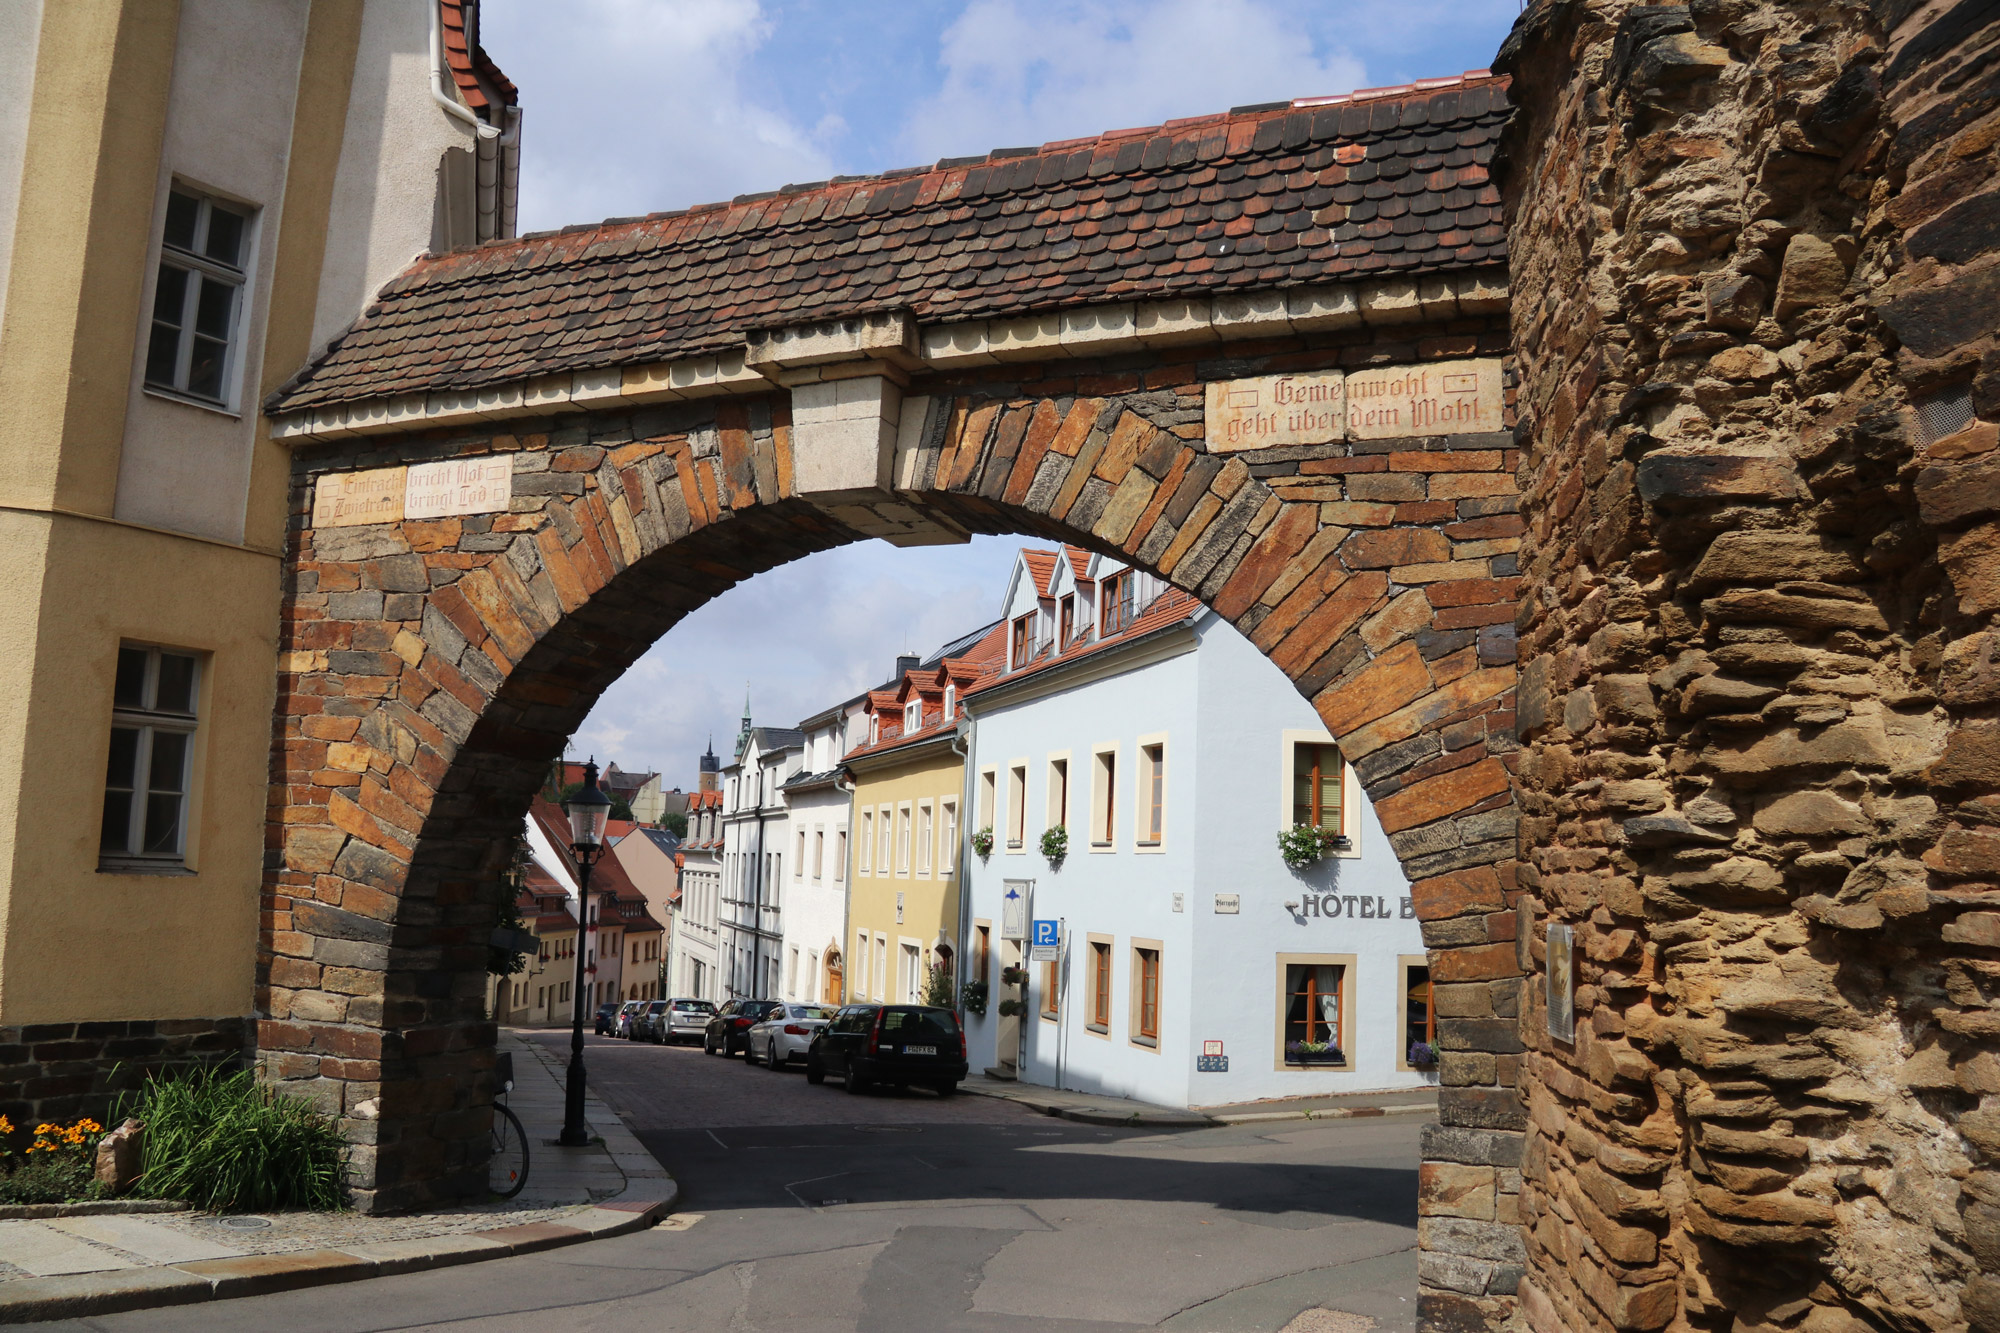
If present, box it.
[960,546,1437,1109]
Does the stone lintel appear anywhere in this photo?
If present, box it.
[790,377,968,548]
[744,310,920,377]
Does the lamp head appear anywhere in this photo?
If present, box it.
[566,759,613,852]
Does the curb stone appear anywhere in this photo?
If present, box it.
[0,1182,678,1324]
[0,1199,188,1220]
[1209,1102,1439,1124]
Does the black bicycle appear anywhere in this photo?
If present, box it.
[490,1051,529,1199]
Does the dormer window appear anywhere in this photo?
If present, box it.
[905,701,921,732]
[1059,594,1075,647]
[944,684,957,718]
[870,715,880,745]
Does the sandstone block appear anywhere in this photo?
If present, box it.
[1421,1162,1498,1220]
[1703,274,1767,331]
[1636,452,1807,504]
[1753,791,1869,837]
[1774,234,1848,318]
[1690,531,1863,587]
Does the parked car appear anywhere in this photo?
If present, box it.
[661,997,716,1045]
[805,1004,967,1096]
[632,998,671,1042]
[745,1003,836,1068]
[593,1002,620,1035]
[614,999,647,1038]
[703,998,783,1055]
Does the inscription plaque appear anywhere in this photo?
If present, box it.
[312,466,404,528]
[1345,357,1503,439]
[406,457,513,519]
[1204,371,1345,452]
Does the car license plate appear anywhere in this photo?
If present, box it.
[905,1044,936,1056]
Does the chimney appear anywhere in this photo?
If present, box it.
[895,654,919,678]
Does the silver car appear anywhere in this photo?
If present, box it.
[746,1003,836,1068]
[662,998,716,1045]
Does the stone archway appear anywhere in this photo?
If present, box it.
[258,81,1532,1333]
[267,334,1525,1215]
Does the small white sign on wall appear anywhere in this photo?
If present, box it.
[1546,921,1576,1044]
[1213,894,1241,914]
[405,457,513,519]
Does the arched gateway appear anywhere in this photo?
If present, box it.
[264,73,1524,1320]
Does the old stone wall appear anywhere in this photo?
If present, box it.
[1497,2,1998,1331]
[0,1018,249,1132]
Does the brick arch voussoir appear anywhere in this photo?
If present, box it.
[269,369,1523,1210]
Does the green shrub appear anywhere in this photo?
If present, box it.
[124,1066,346,1212]
[0,1152,101,1204]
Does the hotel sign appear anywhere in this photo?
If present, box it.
[1205,357,1502,452]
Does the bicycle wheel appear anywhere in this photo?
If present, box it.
[490,1102,529,1198]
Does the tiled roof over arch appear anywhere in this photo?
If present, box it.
[271,73,1510,414]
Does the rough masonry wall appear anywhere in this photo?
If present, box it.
[262,312,1535,1215]
[1498,2,1997,1331]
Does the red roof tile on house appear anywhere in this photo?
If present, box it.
[969,555,1204,700]
[1021,550,1060,599]
[1064,549,1094,585]
[270,73,1510,414]
[845,622,1009,763]
[438,0,517,114]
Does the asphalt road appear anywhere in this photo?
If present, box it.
[53,1031,1424,1332]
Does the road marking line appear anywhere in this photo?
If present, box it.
[783,1171,848,1210]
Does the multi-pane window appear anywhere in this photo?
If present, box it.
[1041,958,1060,1018]
[1008,765,1027,847]
[940,800,957,875]
[1011,613,1034,668]
[1293,742,1344,834]
[1047,757,1068,831]
[979,768,996,833]
[1133,947,1160,1044]
[146,187,250,405]
[944,684,956,717]
[1284,962,1347,1052]
[859,811,873,877]
[917,802,933,875]
[1089,940,1112,1031]
[1058,594,1075,647]
[812,829,824,880]
[1140,743,1164,844]
[101,645,200,867]
[1404,961,1436,1061]
[1092,748,1117,846]
[834,830,846,881]
[904,700,921,733]
[975,924,990,986]
[1101,571,1134,636]
[796,830,807,878]
[878,806,893,872]
[896,804,912,874]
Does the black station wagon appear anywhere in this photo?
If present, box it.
[805,1003,967,1096]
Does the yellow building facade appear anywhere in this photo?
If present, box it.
[0,0,519,1122]
[842,635,1000,1007]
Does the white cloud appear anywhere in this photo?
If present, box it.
[483,0,837,233]
[899,0,1369,164]
[569,537,1021,788]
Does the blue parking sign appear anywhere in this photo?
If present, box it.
[1029,918,1060,961]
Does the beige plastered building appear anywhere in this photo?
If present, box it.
[0,0,519,1118]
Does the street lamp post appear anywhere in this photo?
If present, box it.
[560,760,612,1148]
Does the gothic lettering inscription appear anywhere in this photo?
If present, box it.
[1204,371,1346,452]
[405,457,513,519]
[311,466,405,528]
[1344,357,1503,439]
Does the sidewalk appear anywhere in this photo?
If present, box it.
[960,1073,1439,1128]
[0,1031,676,1324]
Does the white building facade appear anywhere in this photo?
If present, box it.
[962,547,1435,1109]
[720,726,803,1000]
[776,701,862,1005]
[668,789,723,1001]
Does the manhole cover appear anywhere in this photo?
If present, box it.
[216,1216,273,1230]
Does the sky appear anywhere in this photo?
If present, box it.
[478,0,1523,790]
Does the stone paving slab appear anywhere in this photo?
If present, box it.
[0,1031,678,1325]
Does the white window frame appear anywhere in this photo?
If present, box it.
[1007,761,1028,851]
[939,800,958,877]
[144,184,253,410]
[101,643,203,871]
[905,700,921,733]
[834,828,846,882]
[812,827,824,880]
[877,804,893,872]
[795,829,807,879]
[917,799,934,876]
[943,683,956,717]
[978,766,997,838]
[896,802,913,876]
[1046,752,1070,835]
[859,809,874,877]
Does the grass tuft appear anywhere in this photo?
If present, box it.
[123,1066,346,1212]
